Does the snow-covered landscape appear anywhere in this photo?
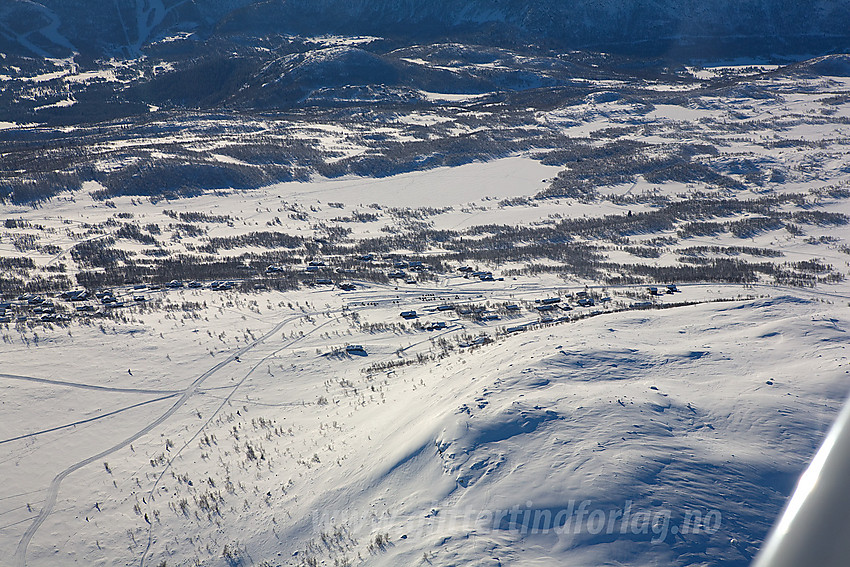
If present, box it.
[3,2,850,566]
[2,276,848,566]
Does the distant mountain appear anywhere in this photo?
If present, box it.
[2,0,849,60]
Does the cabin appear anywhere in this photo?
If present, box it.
[436,304,455,311]
[133,295,146,302]
[388,270,406,278]
[166,280,184,288]
[404,277,416,284]
[536,304,556,311]
[345,345,366,354]
[505,304,521,311]
[316,278,333,285]
[266,265,283,273]
[59,290,81,301]
[506,325,526,333]
[648,286,660,295]
[393,261,408,269]
[308,260,326,267]
[538,297,561,305]
[427,322,447,331]
[188,281,203,288]
[666,284,680,293]
[358,253,374,261]
[338,283,356,291]
[400,310,418,319]
[481,313,500,321]
[577,298,594,307]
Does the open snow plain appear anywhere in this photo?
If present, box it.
[3,61,850,566]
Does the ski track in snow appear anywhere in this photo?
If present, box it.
[0,373,181,395]
[0,394,180,446]
[137,307,351,566]
[11,314,298,567]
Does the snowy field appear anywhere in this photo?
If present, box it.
[3,62,850,566]
[1,272,849,566]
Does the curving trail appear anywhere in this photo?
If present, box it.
[138,309,354,566]
[12,315,296,567]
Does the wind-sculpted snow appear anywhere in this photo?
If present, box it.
[291,296,847,566]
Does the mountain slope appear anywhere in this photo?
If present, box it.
[2,0,849,58]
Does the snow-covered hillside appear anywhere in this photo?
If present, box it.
[0,275,847,566]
